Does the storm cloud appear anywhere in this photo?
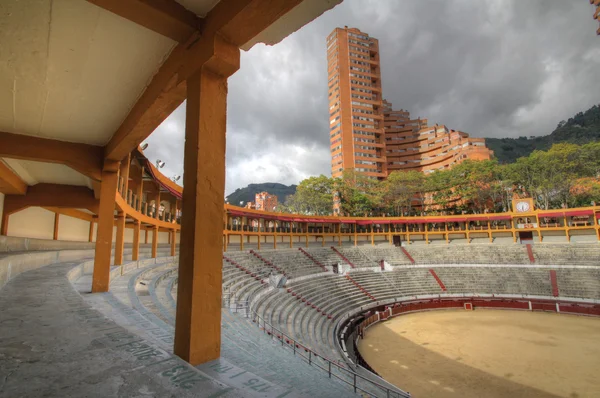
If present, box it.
[144,0,600,194]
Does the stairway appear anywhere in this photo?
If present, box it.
[400,247,415,264]
[331,246,355,268]
[428,268,447,292]
[550,270,559,297]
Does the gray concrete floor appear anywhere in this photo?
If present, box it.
[0,261,243,397]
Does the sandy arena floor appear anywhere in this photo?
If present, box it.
[357,310,600,398]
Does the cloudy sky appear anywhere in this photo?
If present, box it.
[145,0,600,195]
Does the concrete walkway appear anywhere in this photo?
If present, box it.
[0,261,240,397]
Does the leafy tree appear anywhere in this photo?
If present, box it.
[334,170,383,216]
[281,175,334,215]
[383,171,425,216]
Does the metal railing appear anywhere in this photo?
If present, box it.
[228,299,409,398]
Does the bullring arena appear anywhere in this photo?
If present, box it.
[2,233,600,397]
[2,1,600,397]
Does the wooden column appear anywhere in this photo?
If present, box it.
[88,220,95,242]
[152,226,158,258]
[145,228,149,244]
[174,46,239,365]
[171,230,176,257]
[114,212,126,265]
[135,165,144,211]
[132,220,141,261]
[1,212,9,236]
[155,191,161,220]
[120,154,131,198]
[92,165,119,293]
[53,213,60,240]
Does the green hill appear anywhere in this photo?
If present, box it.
[485,104,600,163]
[226,183,297,206]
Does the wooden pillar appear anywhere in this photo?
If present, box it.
[132,221,140,261]
[144,228,149,244]
[155,191,161,220]
[53,213,60,240]
[1,212,9,236]
[152,226,158,258]
[92,166,119,293]
[114,212,125,265]
[136,166,144,211]
[88,220,94,242]
[170,230,176,257]
[370,224,374,246]
[174,53,238,366]
[120,154,131,198]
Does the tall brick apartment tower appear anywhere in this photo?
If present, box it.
[327,27,387,180]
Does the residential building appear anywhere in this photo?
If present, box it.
[252,191,278,212]
[327,28,492,182]
[383,100,493,174]
[327,27,387,180]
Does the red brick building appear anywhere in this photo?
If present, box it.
[246,191,278,212]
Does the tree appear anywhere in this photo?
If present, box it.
[282,175,334,215]
[383,171,425,216]
[334,170,383,216]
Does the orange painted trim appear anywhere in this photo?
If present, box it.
[115,192,180,231]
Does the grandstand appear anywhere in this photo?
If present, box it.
[1,2,600,396]
[4,235,599,396]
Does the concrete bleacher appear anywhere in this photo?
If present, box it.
[3,239,600,398]
[532,244,600,265]
[399,244,532,265]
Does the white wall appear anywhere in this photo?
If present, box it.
[58,215,91,242]
[124,227,134,243]
[8,207,55,240]
[158,231,169,244]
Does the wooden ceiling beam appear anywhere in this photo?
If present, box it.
[43,207,95,222]
[0,160,27,195]
[103,0,303,162]
[0,132,104,181]
[86,0,202,43]
[3,183,99,216]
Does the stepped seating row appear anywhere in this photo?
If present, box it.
[348,269,441,301]
[335,247,380,268]
[222,257,270,304]
[400,244,531,265]
[257,249,326,278]
[434,267,553,296]
[251,274,374,362]
[71,254,355,397]
[302,247,345,268]
[555,268,600,299]
[359,247,413,266]
[532,245,600,265]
